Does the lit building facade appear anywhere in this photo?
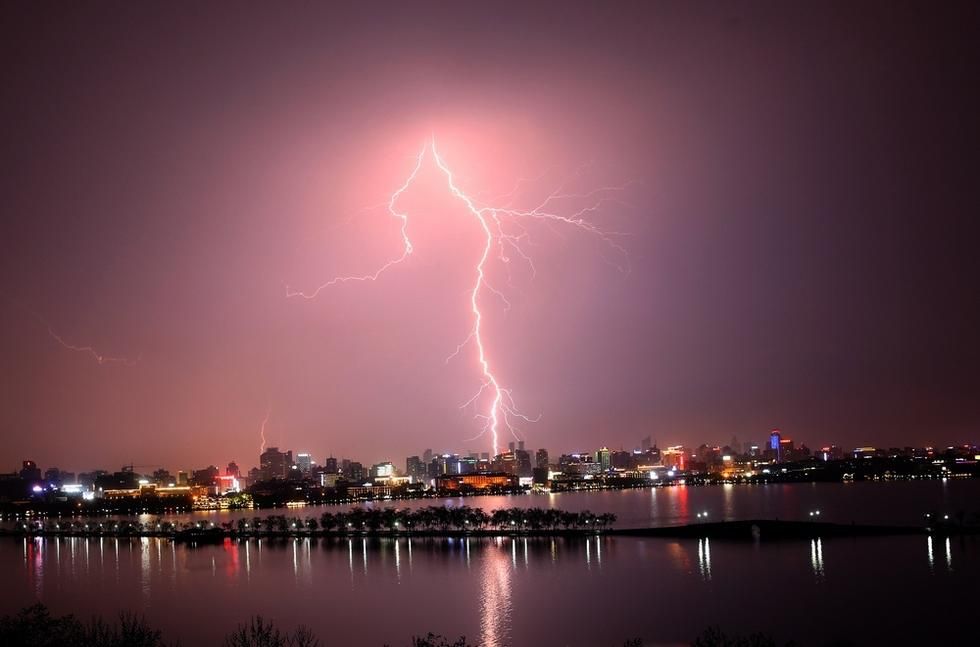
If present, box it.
[435,473,517,492]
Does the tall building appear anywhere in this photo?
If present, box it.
[769,430,782,462]
[660,446,687,471]
[406,456,424,479]
[641,436,652,452]
[260,447,292,480]
[324,456,339,473]
[596,447,611,471]
[349,462,365,482]
[296,453,313,474]
[515,448,533,478]
[226,462,240,478]
[779,438,795,461]
[341,461,365,482]
[535,448,549,470]
[422,449,433,464]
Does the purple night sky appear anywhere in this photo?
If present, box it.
[1,2,978,473]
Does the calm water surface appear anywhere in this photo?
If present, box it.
[3,481,978,646]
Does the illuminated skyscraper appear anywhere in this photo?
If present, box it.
[296,453,313,474]
[596,447,611,471]
[770,430,782,462]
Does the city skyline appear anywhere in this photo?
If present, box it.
[2,2,978,471]
[8,429,975,480]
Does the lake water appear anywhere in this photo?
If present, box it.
[3,480,978,646]
[133,477,979,528]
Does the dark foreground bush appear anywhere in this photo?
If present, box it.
[224,616,319,647]
[0,604,167,647]
[0,605,473,647]
[4,605,846,646]
[406,635,472,647]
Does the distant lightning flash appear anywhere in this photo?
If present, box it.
[259,405,271,454]
[33,311,138,366]
[284,147,425,300]
[288,138,627,456]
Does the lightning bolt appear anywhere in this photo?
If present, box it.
[33,312,139,366]
[285,146,424,299]
[259,405,271,454]
[289,138,627,456]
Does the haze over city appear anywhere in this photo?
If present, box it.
[2,2,977,474]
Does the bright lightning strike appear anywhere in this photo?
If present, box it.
[289,138,627,456]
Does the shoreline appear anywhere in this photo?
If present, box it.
[4,473,975,518]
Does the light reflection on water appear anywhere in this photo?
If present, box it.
[697,537,711,581]
[5,533,978,646]
[809,538,824,580]
[64,478,974,530]
[479,542,512,647]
